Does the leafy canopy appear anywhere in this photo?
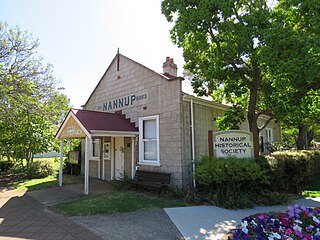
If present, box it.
[0,22,69,165]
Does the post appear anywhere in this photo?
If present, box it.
[190,99,196,188]
[131,137,135,179]
[208,130,213,158]
[59,140,64,187]
[84,136,91,195]
[111,137,114,180]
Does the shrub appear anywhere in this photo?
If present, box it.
[25,161,55,179]
[264,150,320,194]
[161,186,185,199]
[110,173,133,191]
[0,160,13,173]
[195,156,271,209]
[195,156,269,193]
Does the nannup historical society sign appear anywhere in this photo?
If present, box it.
[213,130,254,159]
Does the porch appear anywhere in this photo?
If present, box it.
[55,109,138,195]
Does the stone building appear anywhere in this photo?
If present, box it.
[56,53,281,193]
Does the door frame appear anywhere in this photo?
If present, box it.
[114,137,125,180]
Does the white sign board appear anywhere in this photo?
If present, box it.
[213,130,254,159]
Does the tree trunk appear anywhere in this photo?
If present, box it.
[248,87,260,159]
[296,124,307,150]
[307,129,315,149]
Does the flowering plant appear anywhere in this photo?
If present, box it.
[229,205,320,240]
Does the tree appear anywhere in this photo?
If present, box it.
[0,22,69,165]
[161,0,320,157]
[261,0,320,149]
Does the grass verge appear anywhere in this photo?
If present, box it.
[54,191,188,216]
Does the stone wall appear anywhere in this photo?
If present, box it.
[84,54,184,187]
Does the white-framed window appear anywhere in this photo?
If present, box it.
[91,139,100,159]
[139,115,160,165]
[265,128,273,144]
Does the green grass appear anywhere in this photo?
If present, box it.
[11,174,82,191]
[5,157,82,191]
[302,173,320,197]
[54,191,188,216]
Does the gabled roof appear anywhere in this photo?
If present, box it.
[55,109,138,140]
[83,53,184,107]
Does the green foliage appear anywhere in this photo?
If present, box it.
[162,0,320,157]
[195,156,276,209]
[196,156,269,191]
[216,105,246,130]
[0,21,70,165]
[25,161,55,179]
[161,186,185,199]
[0,160,13,172]
[110,174,134,191]
[263,150,320,194]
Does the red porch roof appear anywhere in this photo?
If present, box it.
[55,109,138,140]
[72,109,137,133]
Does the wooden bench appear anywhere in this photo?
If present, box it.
[132,170,171,196]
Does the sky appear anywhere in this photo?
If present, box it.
[0,0,184,108]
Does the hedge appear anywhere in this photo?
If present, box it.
[263,150,320,194]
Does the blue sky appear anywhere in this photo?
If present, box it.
[1,0,184,108]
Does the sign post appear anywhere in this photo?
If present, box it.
[212,130,254,159]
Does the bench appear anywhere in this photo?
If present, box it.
[132,170,171,196]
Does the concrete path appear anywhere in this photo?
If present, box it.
[165,197,320,240]
[71,209,183,240]
[0,189,103,240]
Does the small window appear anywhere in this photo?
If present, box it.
[139,115,160,165]
[265,128,273,144]
[91,139,100,159]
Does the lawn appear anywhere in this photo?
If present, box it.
[54,191,188,216]
[302,172,320,197]
[10,173,82,191]
[3,157,82,191]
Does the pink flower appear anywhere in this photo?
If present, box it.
[305,234,312,240]
[285,229,293,235]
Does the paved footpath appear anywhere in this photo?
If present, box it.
[0,189,103,240]
[165,197,320,240]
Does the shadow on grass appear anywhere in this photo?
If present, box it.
[6,173,83,192]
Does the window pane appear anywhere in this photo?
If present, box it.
[92,140,99,157]
[144,141,157,161]
[143,119,156,139]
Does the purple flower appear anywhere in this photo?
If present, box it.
[294,230,303,238]
[231,206,320,240]
[305,226,313,233]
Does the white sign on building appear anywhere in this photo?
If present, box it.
[213,130,254,159]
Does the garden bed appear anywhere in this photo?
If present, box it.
[228,204,320,239]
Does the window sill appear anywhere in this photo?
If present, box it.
[90,157,100,161]
[138,162,161,167]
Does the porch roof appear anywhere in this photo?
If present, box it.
[55,109,138,140]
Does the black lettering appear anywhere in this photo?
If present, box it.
[119,98,123,108]
[103,102,108,111]
[113,99,118,109]
[130,95,136,105]
[124,96,130,106]
[108,101,112,110]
